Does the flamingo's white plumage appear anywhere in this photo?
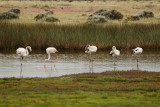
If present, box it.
[44,47,58,70]
[85,45,97,54]
[132,47,143,68]
[110,46,120,66]
[16,46,32,60]
[85,44,97,62]
[110,46,120,57]
[45,47,58,61]
[16,46,32,77]
[132,47,143,55]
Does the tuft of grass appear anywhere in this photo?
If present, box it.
[0,21,160,51]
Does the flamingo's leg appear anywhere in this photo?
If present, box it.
[137,58,139,70]
[92,54,93,63]
[20,57,23,78]
[44,60,46,68]
[92,54,93,73]
[114,57,115,66]
[55,53,58,62]
[54,53,58,67]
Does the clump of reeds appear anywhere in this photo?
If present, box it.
[0,21,160,51]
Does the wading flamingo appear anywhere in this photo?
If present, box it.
[44,47,58,69]
[85,44,97,62]
[85,44,97,73]
[85,44,97,72]
[132,47,143,68]
[16,46,32,76]
[110,46,120,66]
[16,46,32,64]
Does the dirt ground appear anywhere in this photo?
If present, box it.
[0,1,160,24]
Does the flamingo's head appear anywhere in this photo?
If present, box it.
[112,46,116,50]
[131,49,135,55]
[26,46,32,52]
[85,44,90,51]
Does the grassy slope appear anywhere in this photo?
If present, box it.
[0,71,160,107]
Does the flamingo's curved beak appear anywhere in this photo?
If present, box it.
[30,49,32,52]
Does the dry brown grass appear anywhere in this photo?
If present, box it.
[0,1,160,24]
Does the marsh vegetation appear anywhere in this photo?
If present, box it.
[0,22,160,51]
[0,0,160,51]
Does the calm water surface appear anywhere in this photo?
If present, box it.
[0,51,160,78]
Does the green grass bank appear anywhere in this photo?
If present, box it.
[0,22,160,51]
[0,71,160,106]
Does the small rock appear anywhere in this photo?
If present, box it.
[45,16,59,22]
[106,9,123,19]
[34,14,46,21]
[0,12,19,19]
[135,11,154,18]
[86,14,107,24]
[93,9,123,19]
[8,8,20,14]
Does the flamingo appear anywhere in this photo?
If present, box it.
[16,46,32,76]
[110,46,120,66]
[85,44,97,62]
[131,47,143,68]
[44,47,58,69]
[16,46,32,64]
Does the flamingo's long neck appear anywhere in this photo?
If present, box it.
[25,47,29,56]
[113,48,116,52]
[47,53,51,60]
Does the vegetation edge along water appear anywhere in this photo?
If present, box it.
[0,21,160,51]
[0,70,160,106]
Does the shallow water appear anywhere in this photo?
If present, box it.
[0,51,160,78]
